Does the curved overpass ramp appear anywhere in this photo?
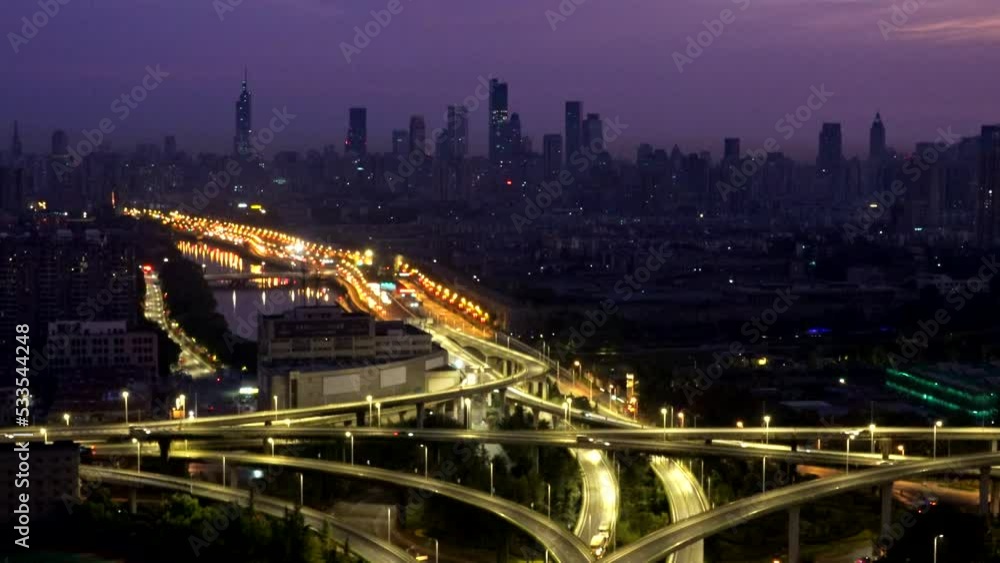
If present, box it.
[81,467,415,562]
[170,450,593,563]
[606,452,1000,562]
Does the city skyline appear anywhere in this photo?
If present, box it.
[3,0,1000,158]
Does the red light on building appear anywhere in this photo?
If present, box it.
[506,179,513,186]
[142,265,153,273]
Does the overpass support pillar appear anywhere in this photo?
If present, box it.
[356,408,367,427]
[880,481,893,533]
[991,479,1000,517]
[880,438,892,460]
[129,487,138,515]
[157,438,171,462]
[541,381,549,401]
[992,440,998,453]
[981,466,991,516]
[416,403,426,429]
[788,506,800,563]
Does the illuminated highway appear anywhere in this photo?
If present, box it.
[167,450,593,563]
[143,271,216,377]
[605,452,1000,563]
[651,457,708,563]
[81,467,415,562]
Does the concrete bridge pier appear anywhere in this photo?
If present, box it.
[880,438,893,460]
[880,481,893,533]
[355,408,368,427]
[416,402,426,428]
[157,438,171,462]
[788,506,800,563]
[991,479,1000,517]
[129,487,138,514]
[980,466,992,516]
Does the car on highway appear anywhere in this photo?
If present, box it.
[576,435,594,444]
[589,531,609,559]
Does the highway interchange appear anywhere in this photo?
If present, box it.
[23,208,1000,562]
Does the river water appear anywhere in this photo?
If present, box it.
[176,239,337,341]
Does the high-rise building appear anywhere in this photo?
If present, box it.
[11,121,22,162]
[543,134,562,180]
[392,129,409,158]
[582,113,604,154]
[163,135,177,161]
[869,113,887,160]
[234,68,253,157]
[565,101,582,164]
[817,123,843,177]
[488,79,509,164]
[448,106,469,159]
[508,113,522,157]
[51,130,68,155]
[346,107,367,157]
[724,138,741,160]
[976,125,1000,246]
[409,115,426,156]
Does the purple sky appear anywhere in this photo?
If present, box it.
[3,0,999,160]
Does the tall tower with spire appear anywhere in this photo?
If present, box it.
[11,121,22,162]
[234,67,253,157]
[869,112,886,160]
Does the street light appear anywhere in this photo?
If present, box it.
[489,461,494,496]
[573,360,580,388]
[933,420,943,459]
[869,423,876,453]
[299,472,304,507]
[345,431,354,465]
[434,538,439,563]
[933,534,944,563]
[845,432,856,474]
[122,391,130,425]
[564,398,572,428]
[660,408,668,441]
[897,444,905,458]
[63,413,70,426]
[736,420,744,429]
[463,397,472,429]
[366,395,374,426]
[375,402,382,427]
[41,428,48,445]
[546,482,551,518]
[273,395,278,420]
[763,415,772,444]
[132,437,141,473]
[677,412,685,428]
[420,444,428,479]
[267,437,275,457]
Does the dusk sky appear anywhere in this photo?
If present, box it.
[4,0,999,159]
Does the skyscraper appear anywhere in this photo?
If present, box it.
[163,135,177,161]
[409,115,426,156]
[234,68,252,157]
[582,113,604,154]
[11,121,22,162]
[817,123,843,176]
[488,79,509,165]
[565,101,582,164]
[346,107,367,157]
[51,130,68,155]
[869,113,887,160]
[448,105,469,159]
[508,113,522,157]
[392,129,409,158]
[724,138,741,161]
[976,125,1000,246]
[543,134,562,180]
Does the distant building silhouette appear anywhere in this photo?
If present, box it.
[409,115,426,157]
[543,134,562,180]
[582,113,603,154]
[565,101,582,165]
[869,112,887,160]
[234,67,252,157]
[976,125,1000,246]
[488,79,509,165]
[392,129,409,158]
[346,107,367,157]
